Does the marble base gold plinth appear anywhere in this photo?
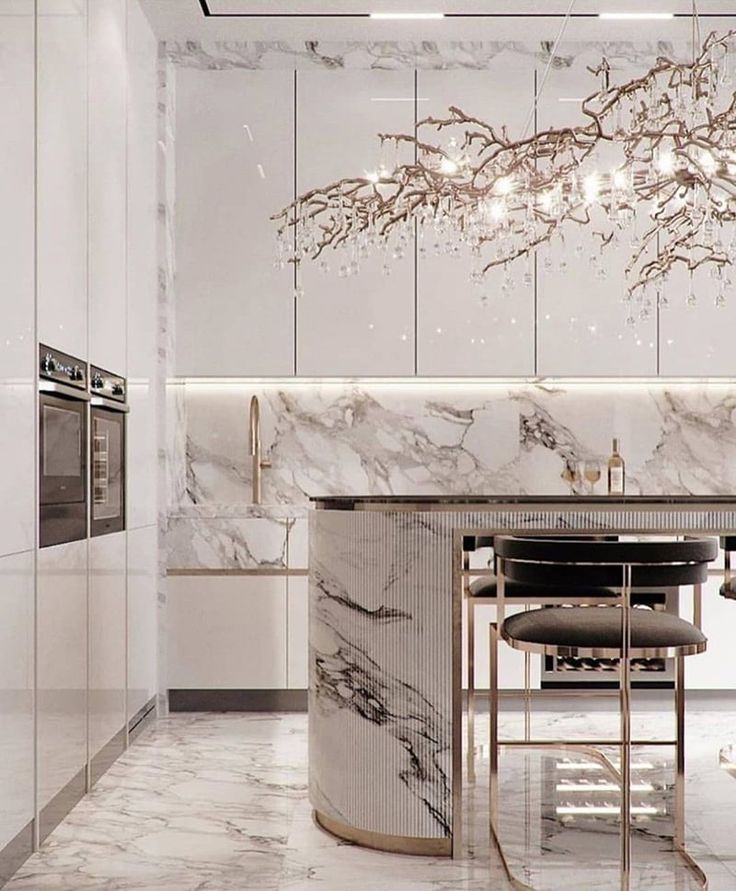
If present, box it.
[313,810,451,857]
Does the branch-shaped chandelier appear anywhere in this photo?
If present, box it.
[274,30,736,320]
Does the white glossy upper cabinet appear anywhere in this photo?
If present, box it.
[126,0,158,530]
[88,0,127,374]
[416,65,535,376]
[175,68,295,376]
[37,0,88,360]
[659,258,733,375]
[0,0,35,557]
[535,48,657,377]
[297,70,415,376]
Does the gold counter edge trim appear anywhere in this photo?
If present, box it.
[313,810,451,857]
[167,568,308,577]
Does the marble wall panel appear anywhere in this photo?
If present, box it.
[169,381,736,516]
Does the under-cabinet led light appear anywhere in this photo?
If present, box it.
[370,12,445,20]
[599,12,675,20]
[173,377,736,387]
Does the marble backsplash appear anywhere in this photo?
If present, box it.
[168,380,736,508]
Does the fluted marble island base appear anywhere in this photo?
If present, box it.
[308,495,736,857]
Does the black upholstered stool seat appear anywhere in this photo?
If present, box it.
[502,605,707,658]
[720,536,736,552]
[468,574,615,600]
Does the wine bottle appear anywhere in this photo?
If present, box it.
[607,437,625,495]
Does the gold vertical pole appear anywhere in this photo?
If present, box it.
[489,623,499,839]
[620,563,632,891]
[693,583,703,630]
[675,655,685,849]
[467,595,476,783]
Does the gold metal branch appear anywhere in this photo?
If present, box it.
[274,31,736,309]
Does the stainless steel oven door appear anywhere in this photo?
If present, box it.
[90,404,126,537]
[39,392,87,547]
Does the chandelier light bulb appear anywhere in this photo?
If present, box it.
[612,168,628,190]
[440,156,459,175]
[495,175,515,196]
[583,173,600,203]
[656,152,675,175]
[365,170,380,183]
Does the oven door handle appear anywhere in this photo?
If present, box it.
[39,381,90,401]
[90,396,129,413]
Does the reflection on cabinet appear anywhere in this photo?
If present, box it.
[37,0,88,359]
[127,525,158,721]
[175,68,295,377]
[417,67,536,376]
[0,551,34,852]
[88,0,127,374]
[0,3,35,559]
[297,70,415,376]
[89,533,127,763]
[37,541,88,824]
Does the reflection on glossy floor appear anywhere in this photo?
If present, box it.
[5,706,736,890]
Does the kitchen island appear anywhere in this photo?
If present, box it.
[308,495,736,858]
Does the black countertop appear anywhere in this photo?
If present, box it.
[311,494,736,510]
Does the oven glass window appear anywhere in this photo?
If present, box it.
[43,405,82,477]
[93,415,122,520]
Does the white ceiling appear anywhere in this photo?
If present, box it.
[139,0,736,41]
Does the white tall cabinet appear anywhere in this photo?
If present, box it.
[296,70,416,376]
[37,0,89,359]
[535,48,658,377]
[417,65,536,376]
[175,68,295,377]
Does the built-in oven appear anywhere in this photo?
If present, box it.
[89,366,128,537]
[39,345,89,548]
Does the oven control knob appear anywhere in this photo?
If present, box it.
[69,365,84,382]
[112,382,125,397]
[91,373,104,390]
[42,353,56,374]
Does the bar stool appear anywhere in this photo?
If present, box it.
[720,536,736,600]
[465,535,617,714]
[490,535,716,891]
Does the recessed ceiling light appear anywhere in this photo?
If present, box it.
[599,12,674,20]
[370,12,445,20]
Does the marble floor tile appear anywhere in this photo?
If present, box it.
[4,708,736,891]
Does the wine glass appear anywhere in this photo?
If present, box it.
[583,460,601,495]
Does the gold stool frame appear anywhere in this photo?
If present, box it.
[488,555,710,891]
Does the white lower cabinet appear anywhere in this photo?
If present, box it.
[287,576,308,690]
[168,575,288,689]
[463,600,540,691]
[127,525,158,720]
[37,540,88,812]
[89,532,126,759]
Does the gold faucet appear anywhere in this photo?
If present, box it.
[248,395,271,504]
